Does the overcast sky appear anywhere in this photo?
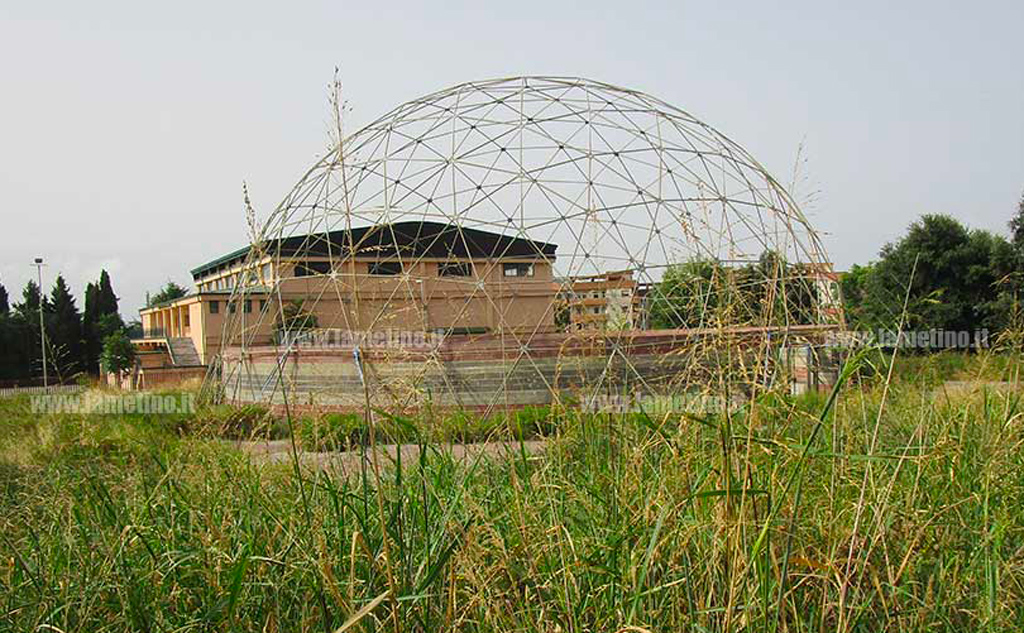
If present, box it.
[1,0,1021,317]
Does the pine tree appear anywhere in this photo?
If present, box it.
[0,279,9,315]
[15,280,44,319]
[48,275,83,378]
[14,281,47,379]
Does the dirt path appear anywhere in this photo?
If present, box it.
[231,438,547,474]
[936,380,1019,398]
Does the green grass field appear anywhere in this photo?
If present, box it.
[2,351,1023,632]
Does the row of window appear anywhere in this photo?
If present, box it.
[199,263,273,292]
[296,261,536,278]
[200,261,540,288]
[209,299,267,315]
[559,288,634,301]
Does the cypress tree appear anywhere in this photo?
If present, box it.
[82,282,100,373]
[97,270,119,316]
[48,275,83,378]
[76,271,124,374]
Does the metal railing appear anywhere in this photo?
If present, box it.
[134,327,168,340]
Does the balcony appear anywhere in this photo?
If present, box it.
[133,327,169,341]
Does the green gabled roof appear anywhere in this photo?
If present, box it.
[189,245,252,278]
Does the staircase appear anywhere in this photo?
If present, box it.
[167,337,203,367]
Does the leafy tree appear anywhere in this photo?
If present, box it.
[1006,191,1024,287]
[274,300,319,340]
[148,281,188,307]
[648,259,723,329]
[100,330,136,375]
[554,298,571,331]
[648,253,819,330]
[734,251,819,326]
[96,312,126,339]
[839,263,876,328]
[842,214,1012,335]
[125,319,143,339]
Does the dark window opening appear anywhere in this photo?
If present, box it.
[503,263,534,278]
[435,326,489,336]
[209,301,219,314]
[438,261,473,277]
[243,300,252,314]
[368,261,403,276]
[295,261,331,277]
[228,302,237,314]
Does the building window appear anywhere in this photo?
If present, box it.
[503,263,534,278]
[295,261,331,277]
[243,300,252,314]
[229,302,236,314]
[368,261,403,276]
[210,301,219,314]
[261,263,272,282]
[259,299,266,311]
[439,261,472,277]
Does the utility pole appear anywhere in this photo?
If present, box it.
[33,258,48,387]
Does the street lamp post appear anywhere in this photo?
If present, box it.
[33,258,47,388]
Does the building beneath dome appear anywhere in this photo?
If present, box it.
[132,221,561,375]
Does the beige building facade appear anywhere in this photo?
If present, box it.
[136,222,560,366]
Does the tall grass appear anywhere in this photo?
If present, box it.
[1,353,1023,631]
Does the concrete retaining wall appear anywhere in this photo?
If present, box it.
[218,326,841,411]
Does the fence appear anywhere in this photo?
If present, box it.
[0,384,87,399]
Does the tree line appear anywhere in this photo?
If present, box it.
[3,193,1022,382]
[0,270,134,383]
[646,192,1024,345]
[646,251,820,330]
[841,195,1024,339]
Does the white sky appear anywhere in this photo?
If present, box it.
[1,0,1021,316]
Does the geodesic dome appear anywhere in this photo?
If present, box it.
[212,76,840,412]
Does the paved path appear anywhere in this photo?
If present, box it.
[232,438,546,474]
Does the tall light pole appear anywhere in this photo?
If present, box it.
[33,258,47,387]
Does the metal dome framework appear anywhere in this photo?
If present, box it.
[214,76,840,412]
